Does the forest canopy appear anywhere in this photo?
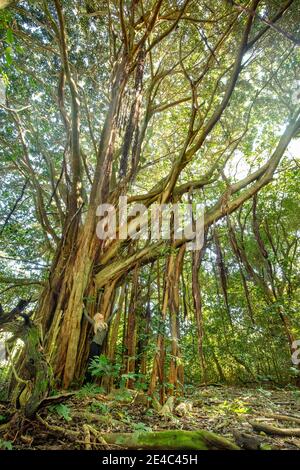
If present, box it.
[0,0,300,451]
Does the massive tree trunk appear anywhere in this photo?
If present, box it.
[31,37,130,389]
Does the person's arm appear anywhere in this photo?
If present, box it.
[83,306,94,326]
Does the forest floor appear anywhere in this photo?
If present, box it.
[1,384,300,450]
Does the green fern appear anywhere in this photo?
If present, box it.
[49,403,72,422]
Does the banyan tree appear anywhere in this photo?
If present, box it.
[0,0,299,415]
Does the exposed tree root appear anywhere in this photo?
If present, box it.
[36,414,79,440]
[83,424,91,450]
[98,429,240,450]
[33,414,240,449]
[85,425,110,448]
[35,414,113,449]
[38,392,76,409]
[262,413,300,425]
[250,420,300,436]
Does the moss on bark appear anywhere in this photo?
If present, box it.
[102,429,240,450]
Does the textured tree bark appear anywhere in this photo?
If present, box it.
[38,222,97,388]
[0,0,15,9]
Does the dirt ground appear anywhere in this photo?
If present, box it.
[1,384,300,450]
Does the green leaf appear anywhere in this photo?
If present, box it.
[0,439,13,450]
[132,422,152,432]
[6,29,13,44]
[260,443,272,451]
[4,46,12,65]
[49,404,72,422]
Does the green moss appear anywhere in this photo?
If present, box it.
[20,324,52,418]
[104,429,240,450]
